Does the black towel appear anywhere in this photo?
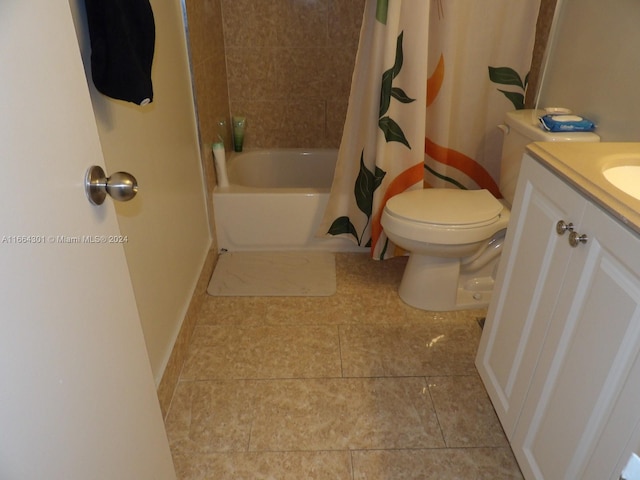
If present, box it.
[84,0,155,106]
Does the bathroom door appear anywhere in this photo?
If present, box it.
[0,1,175,479]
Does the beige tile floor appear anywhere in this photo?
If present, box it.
[164,253,523,479]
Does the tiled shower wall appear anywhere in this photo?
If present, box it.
[220,0,366,149]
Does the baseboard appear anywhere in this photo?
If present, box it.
[156,246,218,419]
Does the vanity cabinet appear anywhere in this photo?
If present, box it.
[476,153,640,480]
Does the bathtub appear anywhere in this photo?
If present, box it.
[212,149,364,252]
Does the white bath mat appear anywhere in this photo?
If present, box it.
[207,251,336,297]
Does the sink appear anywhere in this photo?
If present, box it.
[603,164,640,201]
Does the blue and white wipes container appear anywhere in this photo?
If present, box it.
[539,114,596,132]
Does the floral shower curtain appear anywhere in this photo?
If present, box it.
[319,0,540,259]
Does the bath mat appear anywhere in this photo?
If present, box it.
[207,251,336,297]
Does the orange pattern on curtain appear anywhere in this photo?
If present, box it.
[426,54,444,108]
[425,138,502,198]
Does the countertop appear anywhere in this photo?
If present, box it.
[526,142,640,235]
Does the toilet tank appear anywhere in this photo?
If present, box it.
[499,109,600,205]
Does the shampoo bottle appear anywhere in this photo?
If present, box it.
[232,116,246,152]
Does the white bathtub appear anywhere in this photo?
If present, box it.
[212,149,364,252]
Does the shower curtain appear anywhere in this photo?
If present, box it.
[319,0,541,259]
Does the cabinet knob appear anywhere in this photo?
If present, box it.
[568,231,588,247]
[556,220,574,235]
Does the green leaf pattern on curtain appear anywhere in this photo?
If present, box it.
[379,32,415,148]
[355,151,386,218]
[326,150,386,246]
[326,31,414,246]
[375,0,388,24]
[488,66,529,110]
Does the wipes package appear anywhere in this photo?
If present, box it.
[539,114,596,132]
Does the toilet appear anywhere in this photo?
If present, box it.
[381,109,600,311]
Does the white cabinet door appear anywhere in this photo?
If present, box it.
[513,200,640,480]
[0,1,175,478]
[478,155,640,480]
[476,155,587,438]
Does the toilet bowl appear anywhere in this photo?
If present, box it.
[382,189,510,310]
[381,109,600,311]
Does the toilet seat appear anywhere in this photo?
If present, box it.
[382,189,508,245]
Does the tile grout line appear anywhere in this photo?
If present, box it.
[425,375,448,447]
[338,324,345,378]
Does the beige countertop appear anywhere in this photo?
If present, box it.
[526,142,640,235]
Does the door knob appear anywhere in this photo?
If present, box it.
[85,166,138,205]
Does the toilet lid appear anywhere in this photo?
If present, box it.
[385,189,503,226]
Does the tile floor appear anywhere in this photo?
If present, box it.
[164,253,523,479]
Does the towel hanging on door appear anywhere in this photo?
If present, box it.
[84,0,155,106]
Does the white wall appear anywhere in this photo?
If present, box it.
[70,0,211,384]
[538,0,640,141]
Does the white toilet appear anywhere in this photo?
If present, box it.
[381,109,600,311]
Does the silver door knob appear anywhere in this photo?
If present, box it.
[85,165,138,205]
